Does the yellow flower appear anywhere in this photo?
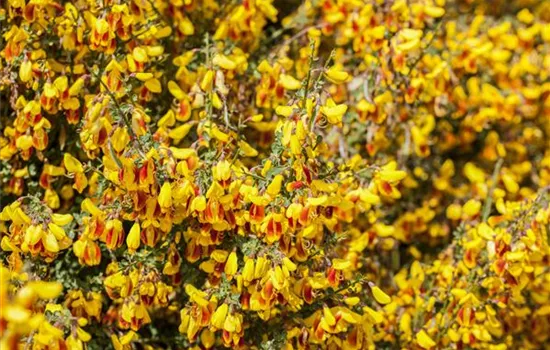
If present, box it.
[275,105,295,117]
[396,29,423,52]
[191,195,207,212]
[325,66,349,84]
[19,60,32,82]
[223,313,242,333]
[16,135,33,151]
[158,182,173,209]
[28,281,63,299]
[200,70,214,92]
[320,99,347,125]
[279,74,301,90]
[424,6,445,18]
[64,153,84,173]
[145,78,162,93]
[169,123,193,140]
[463,199,481,217]
[224,251,238,277]
[416,329,436,349]
[133,47,148,63]
[211,303,228,329]
[127,222,141,253]
[371,284,391,305]
[213,54,237,70]
[446,203,462,220]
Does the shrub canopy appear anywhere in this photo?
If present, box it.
[0,0,549,349]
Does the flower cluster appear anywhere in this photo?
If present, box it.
[0,0,549,349]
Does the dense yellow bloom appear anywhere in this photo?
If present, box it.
[1,0,549,348]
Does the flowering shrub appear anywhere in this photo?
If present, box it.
[1,0,549,349]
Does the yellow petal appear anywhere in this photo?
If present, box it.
[251,114,263,122]
[446,203,462,220]
[5,305,31,323]
[280,74,301,90]
[321,104,347,122]
[191,195,206,212]
[224,251,238,277]
[43,231,60,253]
[378,169,407,182]
[64,153,84,173]
[242,259,255,281]
[323,306,336,326]
[371,285,391,304]
[463,199,481,217]
[159,110,176,127]
[275,105,294,117]
[19,60,32,82]
[223,314,239,333]
[332,259,351,270]
[200,70,214,92]
[81,198,103,216]
[212,92,222,109]
[29,281,63,299]
[416,330,436,349]
[168,81,185,100]
[77,327,92,342]
[170,147,196,159]
[363,306,383,324]
[360,190,380,205]
[27,225,43,245]
[325,67,349,84]
[48,223,67,240]
[145,78,162,93]
[133,47,148,62]
[135,72,154,81]
[69,78,85,96]
[282,257,297,272]
[424,5,445,18]
[169,123,193,140]
[211,303,228,329]
[200,329,215,348]
[51,213,73,226]
[158,182,173,208]
[127,222,141,252]
[112,127,130,153]
[238,140,258,157]
[344,297,360,307]
[120,331,137,345]
[213,54,237,70]
[266,175,283,197]
[211,126,229,142]
[16,135,33,150]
